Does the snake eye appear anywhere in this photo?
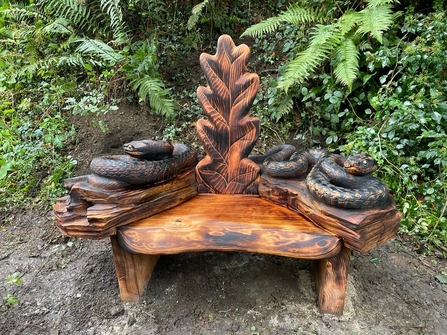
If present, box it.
[362,160,368,166]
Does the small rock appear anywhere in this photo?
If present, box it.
[109,305,125,317]
[127,314,136,326]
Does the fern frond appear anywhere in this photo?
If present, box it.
[357,5,394,43]
[75,38,124,63]
[130,75,175,116]
[274,95,294,121]
[279,23,340,91]
[281,5,323,26]
[358,40,372,51]
[366,0,400,7]
[278,43,333,91]
[17,57,57,79]
[333,38,359,90]
[338,10,361,35]
[42,18,74,35]
[57,54,86,68]
[241,4,322,38]
[240,16,284,38]
[187,0,210,30]
[100,0,126,39]
[45,0,94,34]
[2,5,45,24]
[309,23,341,47]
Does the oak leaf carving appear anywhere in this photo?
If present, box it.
[196,35,260,194]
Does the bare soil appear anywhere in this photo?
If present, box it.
[1,104,447,335]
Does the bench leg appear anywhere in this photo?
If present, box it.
[110,235,160,302]
[313,244,351,315]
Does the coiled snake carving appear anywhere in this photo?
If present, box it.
[88,140,197,189]
[250,145,390,209]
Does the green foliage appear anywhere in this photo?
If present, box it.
[121,40,175,116]
[4,294,19,306]
[3,272,23,306]
[242,0,400,91]
[241,4,322,38]
[0,0,174,208]
[187,0,210,30]
[343,12,447,248]
[6,273,23,286]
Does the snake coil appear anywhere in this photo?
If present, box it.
[88,140,197,189]
[251,145,390,209]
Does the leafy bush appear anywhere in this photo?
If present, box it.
[344,12,447,248]
[0,0,176,208]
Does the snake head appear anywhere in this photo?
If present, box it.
[123,140,174,159]
[344,153,377,175]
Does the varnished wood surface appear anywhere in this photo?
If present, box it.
[313,245,351,315]
[54,170,197,239]
[111,235,160,301]
[195,34,261,194]
[258,174,401,253]
[117,194,342,259]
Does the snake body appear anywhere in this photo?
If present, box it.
[251,145,390,209]
[306,153,389,209]
[89,140,197,189]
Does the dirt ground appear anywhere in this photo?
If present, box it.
[1,105,447,335]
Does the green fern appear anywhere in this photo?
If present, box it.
[41,17,74,35]
[333,38,359,90]
[75,38,124,63]
[357,5,395,43]
[130,75,175,117]
[45,0,95,34]
[242,0,400,91]
[187,0,210,30]
[241,4,322,38]
[278,24,340,91]
[100,0,126,40]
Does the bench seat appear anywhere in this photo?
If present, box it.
[117,194,341,259]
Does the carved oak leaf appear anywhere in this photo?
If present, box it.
[196,35,260,194]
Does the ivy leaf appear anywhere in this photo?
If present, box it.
[436,274,447,284]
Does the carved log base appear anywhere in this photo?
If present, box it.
[259,174,401,253]
[313,245,351,314]
[53,170,197,239]
[111,235,160,301]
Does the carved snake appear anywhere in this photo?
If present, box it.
[251,145,390,209]
[88,140,197,189]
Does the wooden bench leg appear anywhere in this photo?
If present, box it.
[313,245,351,315]
[110,235,160,302]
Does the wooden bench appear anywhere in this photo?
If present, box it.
[54,35,401,315]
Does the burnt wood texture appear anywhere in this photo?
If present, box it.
[259,174,402,253]
[53,34,401,315]
[195,35,260,194]
[117,195,342,259]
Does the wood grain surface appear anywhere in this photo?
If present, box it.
[117,194,342,259]
[54,170,197,239]
[195,35,261,194]
[111,235,160,301]
[313,244,351,315]
[258,173,401,253]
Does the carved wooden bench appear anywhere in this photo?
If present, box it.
[54,35,401,315]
